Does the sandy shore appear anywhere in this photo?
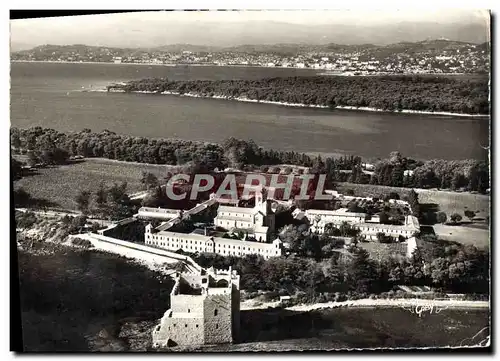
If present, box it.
[241,298,489,312]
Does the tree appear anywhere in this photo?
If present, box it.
[405,189,420,218]
[385,191,400,201]
[451,173,465,190]
[27,151,39,167]
[310,155,326,174]
[389,151,402,164]
[464,210,476,222]
[450,213,462,224]
[436,212,447,224]
[94,182,108,214]
[280,225,306,254]
[378,211,390,224]
[376,232,388,243]
[347,201,363,213]
[68,215,88,234]
[345,246,377,293]
[345,189,355,196]
[11,131,22,151]
[75,190,91,214]
[11,157,24,181]
[106,182,134,220]
[141,172,160,190]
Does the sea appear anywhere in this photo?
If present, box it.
[10,61,489,161]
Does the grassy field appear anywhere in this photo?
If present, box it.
[14,158,175,210]
[433,224,490,249]
[416,190,490,219]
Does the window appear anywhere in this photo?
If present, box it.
[196,324,199,328]
[216,324,219,329]
[185,324,187,327]
[188,309,190,313]
[214,309,218,316]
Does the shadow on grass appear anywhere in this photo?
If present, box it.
[419,225,436,236]
[13,187,60,209]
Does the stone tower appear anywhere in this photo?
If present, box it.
[152,266,240,348]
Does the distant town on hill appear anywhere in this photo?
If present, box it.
[11,40,490,75]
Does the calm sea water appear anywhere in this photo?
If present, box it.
[10,62,489,160]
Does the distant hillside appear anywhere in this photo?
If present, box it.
[11,15,490,48]
[221,43,379,54]
[11,39,487,58]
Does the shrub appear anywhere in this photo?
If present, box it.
[71,237,94,249]
[16,211,38,229]
[436,212,447,224]
[261,291,279,302]
[464,210,476,221]
[334,292,348,302]
[450,213,462,224]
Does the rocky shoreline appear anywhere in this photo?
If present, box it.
[100,87,489,118]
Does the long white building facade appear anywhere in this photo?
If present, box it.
[145,225,283,259]
[143,189,282,260]
[304,208,420,241]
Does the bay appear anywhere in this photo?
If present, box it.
[10,62,489,160]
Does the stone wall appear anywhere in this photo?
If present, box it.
[231,283,241,342]
[154,314,205,347]
[171,294,205,314]
[203,294,233,344]
[169,317,205,346]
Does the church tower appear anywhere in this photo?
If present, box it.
[255,187,268,216]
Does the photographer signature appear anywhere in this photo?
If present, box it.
[399,299,450,317]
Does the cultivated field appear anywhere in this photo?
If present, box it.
[433,224,490,249]
[416,190,490,219]
[14,158,174,210]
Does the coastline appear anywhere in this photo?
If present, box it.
[101,88,489,118]
[11,59,315,70]
[241,297,489,312]
[21,239,489,314]
[11,60,482,78]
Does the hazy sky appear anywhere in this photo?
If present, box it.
[10,10,490,49]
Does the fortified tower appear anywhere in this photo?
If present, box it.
[152,266,240,348]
